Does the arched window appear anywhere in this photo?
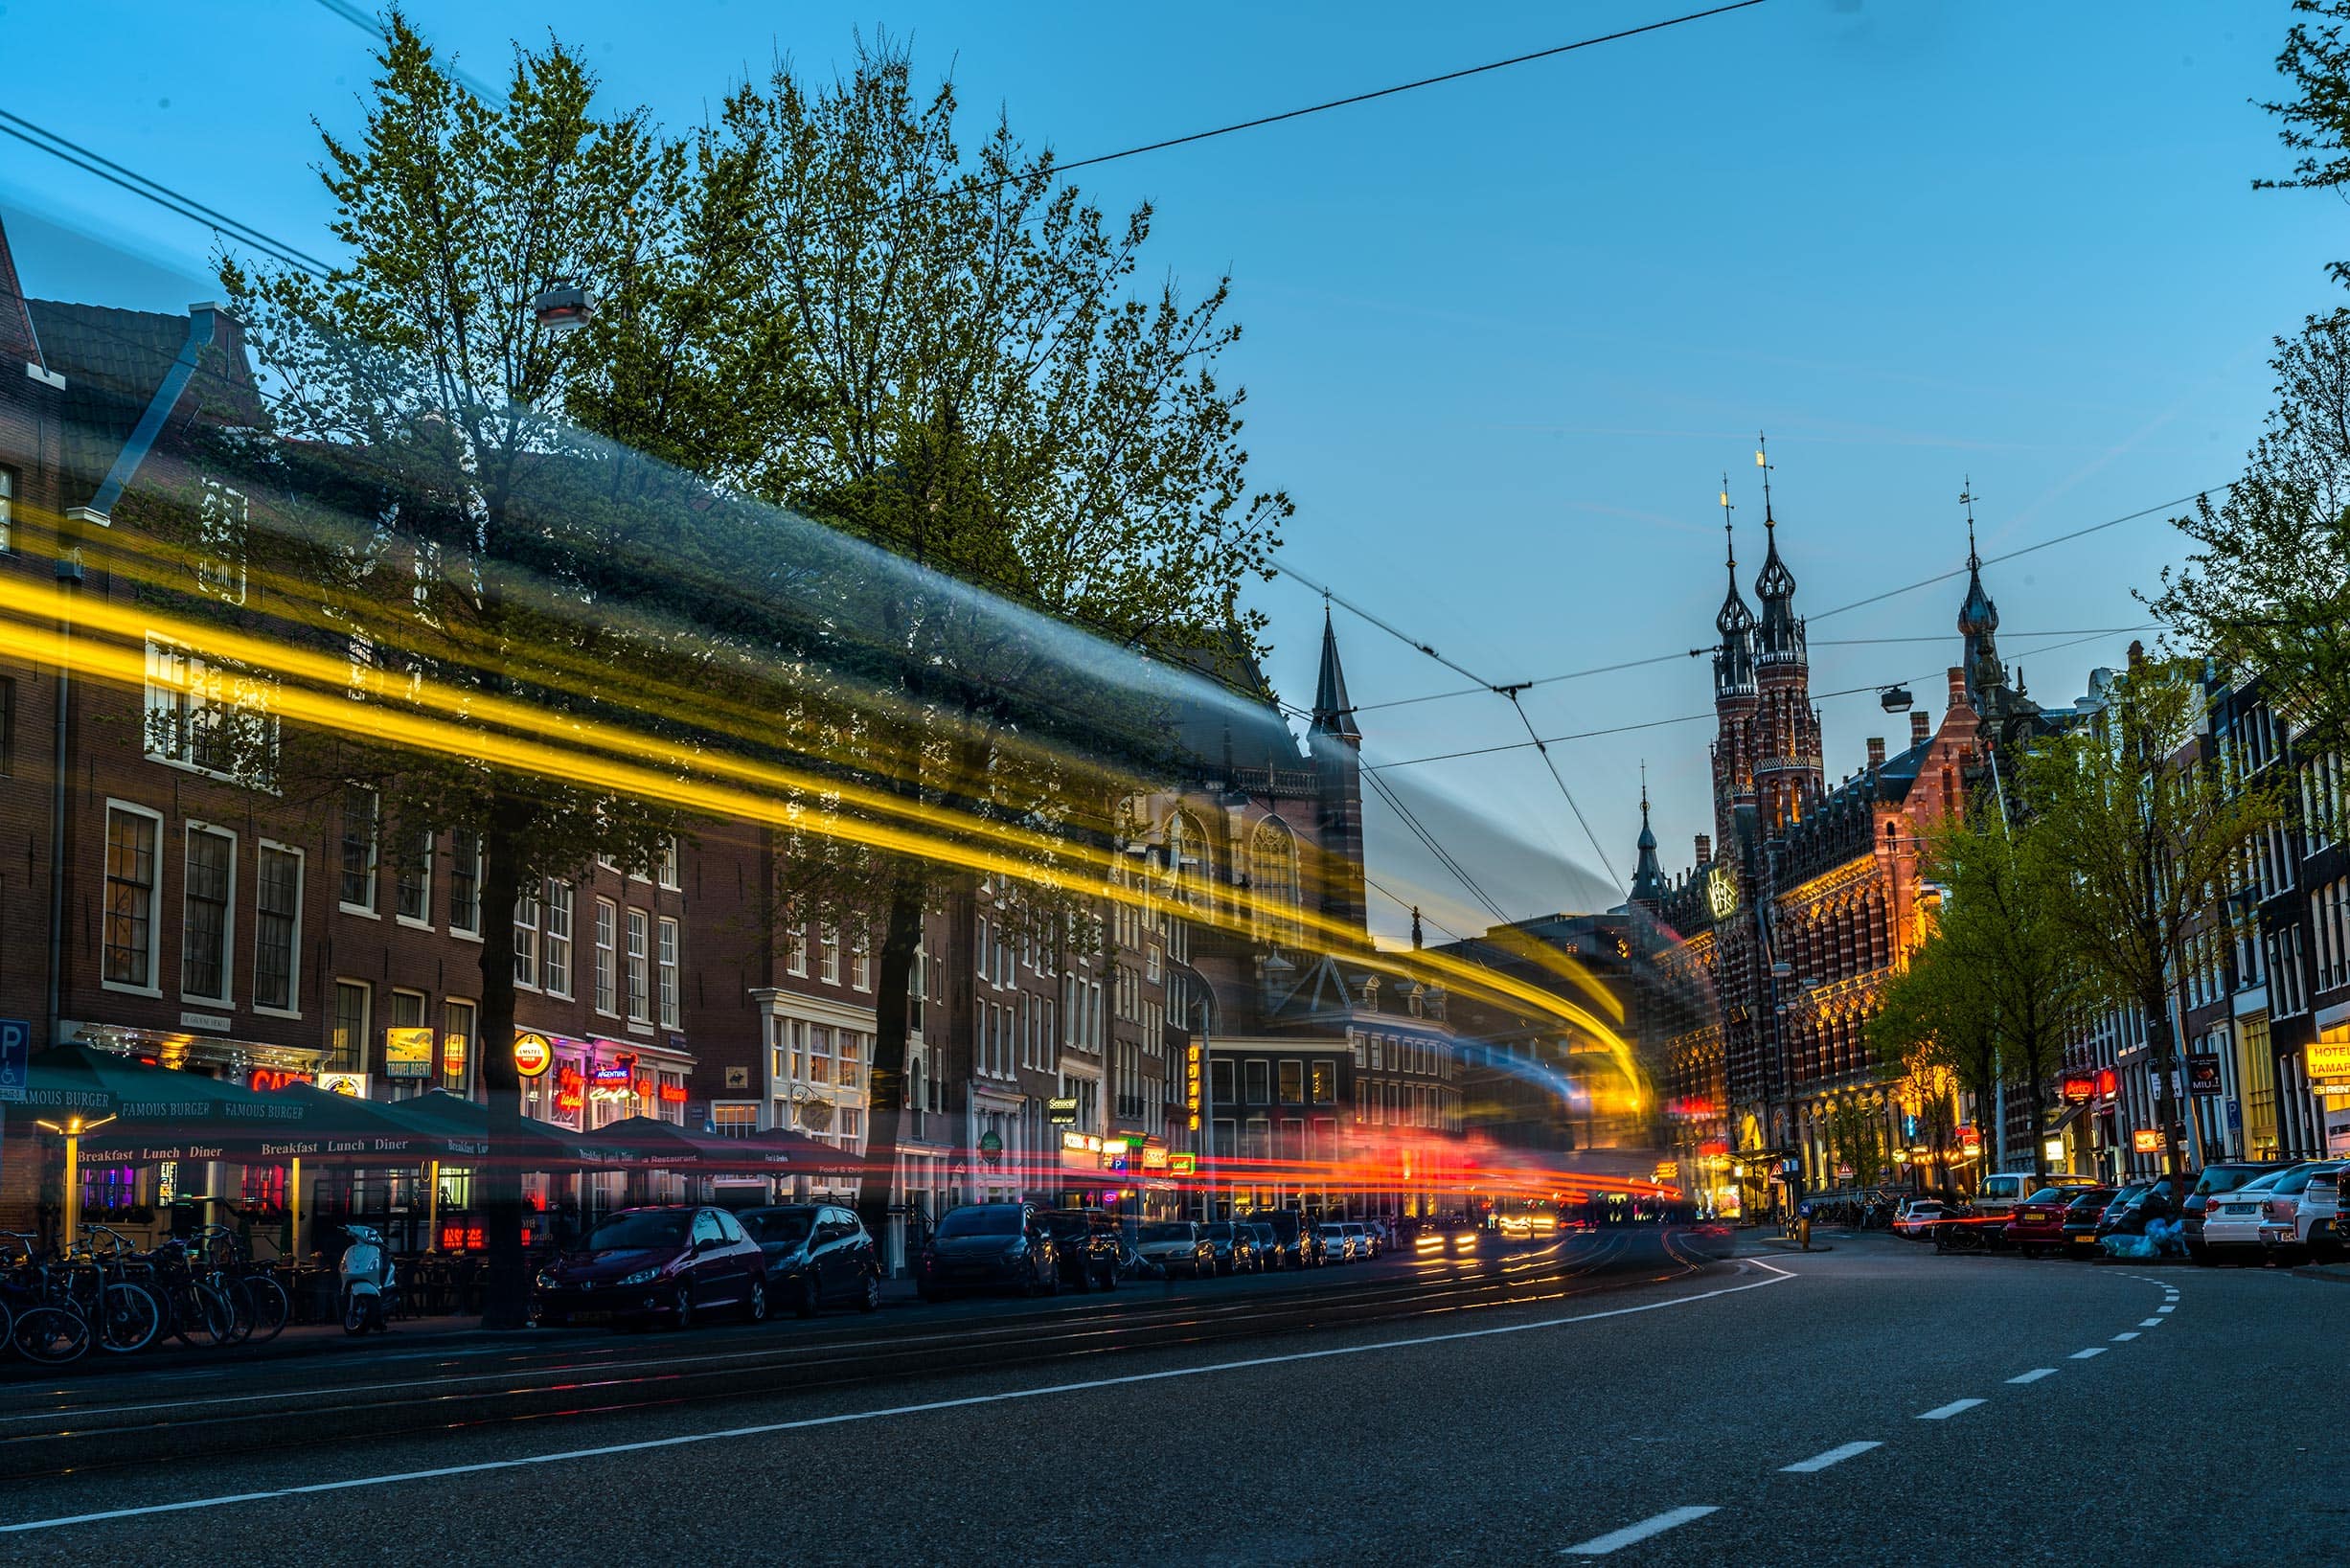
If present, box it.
[1251,818,1300,944]
[1167,810,1210,908]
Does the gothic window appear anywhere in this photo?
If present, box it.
[1251,818,1300,944]
[1167,809,1210,907]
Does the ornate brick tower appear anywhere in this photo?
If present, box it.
[1711,481,1758,860]
[1308,609,1369,938]
[1748,438,1824,835]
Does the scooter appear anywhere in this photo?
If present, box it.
[337,1224,399,1334]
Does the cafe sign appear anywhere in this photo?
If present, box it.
[513,1032,554,1079]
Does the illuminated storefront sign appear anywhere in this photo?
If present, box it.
[249,1067,312,1094]
[553,1064,585,1116]
[1705,866,1738,920]
[319,1072,367,1098]
[2061,1073,2095,1103]
[1185,1043,1203,1131]
[1168,1152,1197,1176]
[1955,1123,1982,1157]
[587,1058,637,1102]
[384,1027,435,1079]
[2095,1068,2117,1099]
[2307,1040,2350,1081]
[2132,1128,2164,1153]
[442,1033,468,1078]
[658,1082,689,1104]
[513,1033,554,1078]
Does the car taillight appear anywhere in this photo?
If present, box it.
[2266,1200,2293,1220]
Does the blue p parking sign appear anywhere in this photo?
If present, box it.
[0,1017,27,1102]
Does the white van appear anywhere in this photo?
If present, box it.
[1973,1170,2098,1219]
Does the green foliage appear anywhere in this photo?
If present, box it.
[2155,310,2350,761]
[2259,0,2350,290]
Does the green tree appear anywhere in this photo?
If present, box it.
[2021,654,2281,1191]
[2155,310,2350,760]
[680,40,1291,1236]
[1820,1096,1887,1191]
[221,15,712,1328]
[1869,927,2002,1178]
[2258,0,2350,287]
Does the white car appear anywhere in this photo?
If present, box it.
[2259,1161,2344,1262]
[2201,1166,2306,1261]
[1342,1221,1378,1259]
[1891,1198,1949,1239]
[1317,1223,1358,1263]
[2291,1166,2347,1261]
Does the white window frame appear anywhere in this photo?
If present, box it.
[626,908,651,1026]
[394,827,434,928]
[179,819,238,1007]
[338,784,380,917]
[196,476,249,605]
[0,465,11,553]
[331,977,372,1075]
[657,915,680,1029]
[655,835,681,890]
[787,923,809,978]
[447,829,483,939]
[513,884,542,991]
[101,800,165,996]
[852,923,871,992]
[144,634,278,787]
[593,898,619,1016]
[820,922,841,985]
[252,839,304,1017]
[543,880,575,999]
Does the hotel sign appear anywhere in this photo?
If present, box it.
[1705,866,1738,920]
[2307,1040,2350,1082]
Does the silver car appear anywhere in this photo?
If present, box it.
[1317,1222,1358,1263]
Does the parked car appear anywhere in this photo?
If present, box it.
[918,1203,1059,1300]
[2057,1188,2120,1255]
[1248,1209,1325,1268]
[2256,1162,2344,1264]
[2290,1166,2347,1262]
[534,1205,769,1330]
[1131,1221,1216,1279]
[1201,1221,1262,1276]
[1042,1208,1123,1293]
[2199,1165,2307,1263]
[2184,1162,2287,1258]
[1973,1171,2098,1221]
[737,1204,881,1316]
[1247,1222,1285,1268]
[1317,1223,1360,1263]
[2005,1188,2106,1257]
[1891,1197,1949,1239]
[1341,1221,1377,1259]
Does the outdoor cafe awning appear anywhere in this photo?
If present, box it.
[23,1044,363,1163]
[591,1115,850,1173]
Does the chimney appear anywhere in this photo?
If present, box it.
[1947,665,1970,710]
[1866,737,1885,769]
[1694,832,1712,865]
[1909,711,1930,743]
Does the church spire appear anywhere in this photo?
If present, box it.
[1310,604,1360,742]
[1957,478,2004,704]
[1751,432,1805,665]
[1714,476,1756,699]
[1629,761,1666,908]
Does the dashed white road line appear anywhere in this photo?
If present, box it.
[1561,1506,1721,1556]
[2156,1305,2176,1313]
[2007,1368,2058,1384]
[2069,1347,2108,1359]
[2111,1331,2139,1341]
[1918,1398,1985,1420]
[1781,1442,1882,1473]
[2139,1318,2164,1328]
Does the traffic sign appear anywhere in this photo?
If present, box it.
[0,1018,27,1102]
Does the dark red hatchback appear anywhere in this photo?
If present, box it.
[534,1205,769,1329]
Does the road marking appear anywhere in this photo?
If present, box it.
[0,1265,1795,1534]
[2139,1318,2164,1328]
[2111,1331,2138,1341]
[1918,1398,1984,1420]
[2007,1368,2057,1384]
[2069,1348,2107,1359]
[1561,1506,1721,1556]
[1780,1441,1881,1472]
[2156,1305,2176,1313]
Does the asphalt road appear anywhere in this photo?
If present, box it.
[3,1228,2342,1565]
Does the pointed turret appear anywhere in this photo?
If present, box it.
[1956,481,2004,706]
[1751,434,1805,666]
[1629,767,1666,910]
[1310,607,1359,742]
[1714,479,1756,700]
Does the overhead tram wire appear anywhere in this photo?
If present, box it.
[0,112,334,278]
[1268,555,1626,892]
[1368,625,2149,772]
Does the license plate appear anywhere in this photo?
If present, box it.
[570,1310,612,1324]
[2224,1204,2253,1215]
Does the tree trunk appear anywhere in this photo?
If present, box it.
[856,875,926,1263]
[2145,983,2185,1196]
[475,784,533,1329]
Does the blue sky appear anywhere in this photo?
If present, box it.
[0,1,2336,943]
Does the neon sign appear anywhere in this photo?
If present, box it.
[250,1067,312,1094]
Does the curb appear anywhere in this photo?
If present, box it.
[1758,1238,1835,1253]
[2293,1263,2350,1285]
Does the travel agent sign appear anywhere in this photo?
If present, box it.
[513,1033,554,1079]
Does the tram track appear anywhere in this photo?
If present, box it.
[0,1227,1721,1483]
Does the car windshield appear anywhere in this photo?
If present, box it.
[2198,1167,2278,1195]
[2067,1191,2116,1211]
[2236,1170,2295,1194]
[2276,1166,2333,1193]
[1203,1223,1235,1239]
[582,1211,690,1251]
[741,1210,814,1245]
[2023,1189,2071,1204]
[938,1208,1021,1238]
[1139,1224,1193,1241]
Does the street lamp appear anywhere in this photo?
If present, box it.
[35,1112,117,1249]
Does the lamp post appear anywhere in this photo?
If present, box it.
[35,1112,116,1250]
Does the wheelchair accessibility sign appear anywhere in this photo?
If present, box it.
[0,1017,28,1102]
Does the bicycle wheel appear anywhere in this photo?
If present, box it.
[171,1282,238,1348]
[234,1276,289,1344]
[95,1281,163,1354]
[14,1306,91,1365]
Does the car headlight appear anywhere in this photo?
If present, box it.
[617,1267,662,1286]
[535,1270,559,1290]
